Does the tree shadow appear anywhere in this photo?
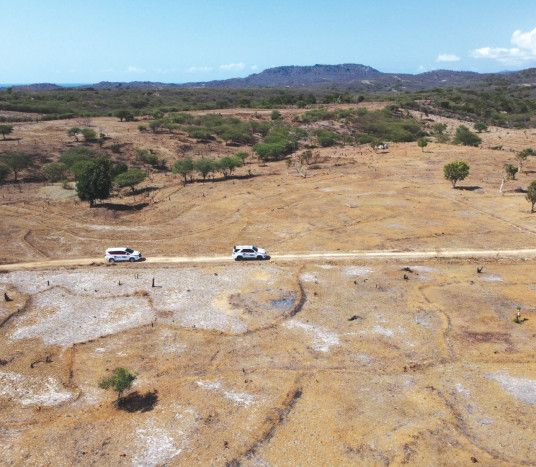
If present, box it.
[117,390,158,413]
[192,173,255,185]
[96,202,149,211]
[124,186,159,197]
[0,137,22,142]
[22,176,47,183]
[455,186,481,191]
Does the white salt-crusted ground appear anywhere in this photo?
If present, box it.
[0,264,296,346]
[0,372,74,406]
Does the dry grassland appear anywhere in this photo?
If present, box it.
[1,108,536,465]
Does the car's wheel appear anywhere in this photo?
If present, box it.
[236,256,243,261]
[108,258,115,263]
[129,257,135,262]
[257,256,264,260]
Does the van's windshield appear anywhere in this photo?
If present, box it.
[126,248,134,253]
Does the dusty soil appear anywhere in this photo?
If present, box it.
[1,107,536,465]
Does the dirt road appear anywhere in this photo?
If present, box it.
[2,247,536,271]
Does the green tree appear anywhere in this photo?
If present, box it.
[98,367,137,401]
[504,163,518,180]
[235,151,249,164]
[194,158,216,183]
[474,121,488,133]
[135,148,162,167]
[249,120,271,137]
[110,162,128,179]
[0,162,12,184]
[185,126,213,141]
[43,162,68,182]
[271,110,282,120]
[137,124,147,132]
[59,147,95,168]
[115,168,146,192]
[70,160,92,180]
[173,157,194,185]
[526,180,536,213]
[417,137,430,152]
[149,120,162,134]
[443,160,470,188]
[515,148,533,171]
[314,129,339,147]
[0,151,31,181]
[219,125,252,145]
[253,142,288,161]
[0,124,14,140]
[115,110,135,122]
[433,123,447,134]
[82,128,97,142]
[453,125,482,147]
[217,156,242,178]
[67,127,82,142]
[75,156,112,207]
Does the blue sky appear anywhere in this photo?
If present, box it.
[3,0,536,84]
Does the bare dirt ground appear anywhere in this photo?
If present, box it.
[1,107,536,465]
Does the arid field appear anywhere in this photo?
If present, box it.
[1,107,536,465]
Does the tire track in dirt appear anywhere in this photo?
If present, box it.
[22,230,49,258]
[432,386,535,465]
[226,378,303,466]
[391,163,536,239]
[3,247,536,270]
[429,189,536,237]
[417,283,455,363]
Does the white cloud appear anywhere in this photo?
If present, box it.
[127,66,145,73]
[250,64,259,71]
[219,62,245,71]
[471,27,536,65]
[512,27,536,54]
[437,54,460,62]
[187,66,213,72]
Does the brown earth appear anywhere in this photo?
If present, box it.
[1,107,536,465]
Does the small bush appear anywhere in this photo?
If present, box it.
[99,367,137,401]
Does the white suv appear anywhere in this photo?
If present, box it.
[105,247,142,263]
[232,245,268,261]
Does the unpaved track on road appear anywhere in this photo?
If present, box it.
[3,247,536,270]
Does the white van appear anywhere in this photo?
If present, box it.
[232,245,268,261]
[105,247,142,263]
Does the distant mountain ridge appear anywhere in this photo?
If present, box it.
[185,64,384,88]
[4,64,536,93]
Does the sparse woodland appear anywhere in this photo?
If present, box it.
[2,83,536,465]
